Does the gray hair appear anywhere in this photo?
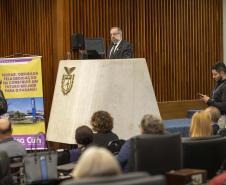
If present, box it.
[140,114,165,134]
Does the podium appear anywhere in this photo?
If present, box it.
[47,58,160,144]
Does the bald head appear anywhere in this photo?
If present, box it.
[0,118,12,135]
[204,106,221,123]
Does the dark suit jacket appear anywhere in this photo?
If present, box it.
[107,40,133,59]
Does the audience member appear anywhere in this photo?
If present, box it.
[205,106,221,135]
[72,146,122,178]
[0,118,26,157]
[70,125,94,162]
[189,111,212,137]
[91,111,119,147]
[117,114,165,172]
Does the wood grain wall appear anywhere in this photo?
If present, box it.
[0,0,54,121]
[0,0,223,121]
[66,0,223,102]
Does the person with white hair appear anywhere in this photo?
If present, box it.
[117,114,165,172]
[72,146,122,178]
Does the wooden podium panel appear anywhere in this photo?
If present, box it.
[47,58,160,144]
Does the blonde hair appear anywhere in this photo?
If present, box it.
[190,111,212,137]
[72,147,122,178]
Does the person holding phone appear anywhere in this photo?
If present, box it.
[200,62,226,128]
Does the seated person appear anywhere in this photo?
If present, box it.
[91,111,119,147]
[204,106,221,134]
[189,111,212,138]
[117,114,165,172]
[72,146,122,178]
[0,118,26,158]
[70,125,94,162]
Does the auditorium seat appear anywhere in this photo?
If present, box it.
[182,136,226,179]
[10,155,24,185]
[107,139,125,155]
[128,133,182,175]
[57,149,71,165]
[0,151,14,185]
[60,172,166,185]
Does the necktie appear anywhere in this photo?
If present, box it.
[109,44,117,59]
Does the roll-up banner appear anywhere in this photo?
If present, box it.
[0,56,46,149]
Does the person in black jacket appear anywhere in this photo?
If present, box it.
[90,111,119,147]
[200,62,226,128]
[107,27,133,59]
[70,125,94,162]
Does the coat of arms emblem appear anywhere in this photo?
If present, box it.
[61,67,76,95]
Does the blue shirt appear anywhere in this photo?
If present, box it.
[117,139,131,172]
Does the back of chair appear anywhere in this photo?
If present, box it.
[107,139,125,155]
[0,151,14,185]
[128,133,182,175]
[57,149,70,165]
[10,155,25,185]
[182,136,226,179]
[60,172,148,185]
[111,175,166,185]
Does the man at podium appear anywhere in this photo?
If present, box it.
[107,27,133,59]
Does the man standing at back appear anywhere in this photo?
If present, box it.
[107,27,133,59]
[200,62,226,128]
[0,118,26,157]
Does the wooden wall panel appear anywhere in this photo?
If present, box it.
[158,100,208,120]
[0,0,223,121]
[0,0,54,121]
[67,0,223,103]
